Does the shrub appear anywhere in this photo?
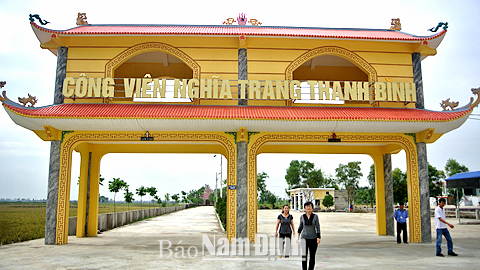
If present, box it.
[215,196,227,230]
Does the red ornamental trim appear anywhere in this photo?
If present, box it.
[3,103,470,122]
[31,22,447,42]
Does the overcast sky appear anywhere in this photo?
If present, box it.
[1,0,479,201]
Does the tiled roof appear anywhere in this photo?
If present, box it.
[31,22,446,41]
[2,103,470,122]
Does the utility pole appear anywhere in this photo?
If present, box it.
[220,155,223,198]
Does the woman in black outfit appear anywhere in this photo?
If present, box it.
[275,205,295,259]
[297,201,321,270]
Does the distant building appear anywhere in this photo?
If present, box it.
[202,188,212,205]
[288,188,335,210]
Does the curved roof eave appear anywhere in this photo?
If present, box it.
[1,102,471,135]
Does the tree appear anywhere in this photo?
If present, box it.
[444,159,468,207]
[335,161,363,206]
[428,163,445,204]
[262,190,278,209]
[171,194,180,204]
[285,160,301,188]
[324,174,339,189]
[186,186,206,204]
[257,172,268,200]
[154,195,162,206]
[136,186,147,207]
[444,158,469,177]
[164,193,170,205]
[302,188,315,203]
[108,178,127,219]
[322,194,334,209]
[99,195,109,203]
[124,186,134,211]
[447,188,464,207]
[306,168,325,188]
[365,164,376,208]
[181,191,188,203]
[367,164,375,189]
[146,187,157,208]
[392,168,408,204]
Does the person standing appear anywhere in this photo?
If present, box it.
[435,198,458,257]
[297,201,321,270]
[275,205,295,259]
[394,202,408,244]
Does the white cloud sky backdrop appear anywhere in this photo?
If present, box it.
[0,0,479,201]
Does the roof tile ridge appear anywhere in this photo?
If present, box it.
[30,21,82,34]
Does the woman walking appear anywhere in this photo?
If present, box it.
[275,205,295,259]
[297,201,321,270]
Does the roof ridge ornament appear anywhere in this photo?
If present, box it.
[18,94,38,107]
[0,82,12,103]
[237,13,247,25]
[440,98,459,111]
[29,14,50,25]
[441,87,480,111]
[222,13,262,26]
[389,18,401,31]
[76,12,90,26]
[428,22,448,32]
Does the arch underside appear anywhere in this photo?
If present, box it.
[56,132,236,244]
[246,133,421,243]
[285,46,378,82]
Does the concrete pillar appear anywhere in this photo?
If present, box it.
[383,154,394,236]
[54,47,68,105]
[238,48,247,105]
[412,52,424,109]
[417,142,432,242]
[413,53,430,242]
[45,140,61,244]
[236,141,248,238]
[44,46,68,244]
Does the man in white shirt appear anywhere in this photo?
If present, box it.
[435,198,458,257]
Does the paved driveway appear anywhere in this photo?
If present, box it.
[1,206,479,269]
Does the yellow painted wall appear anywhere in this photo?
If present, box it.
[60,33,420,108]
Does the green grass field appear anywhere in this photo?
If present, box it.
[0,202,171,245]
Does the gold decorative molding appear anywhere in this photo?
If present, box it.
[105,42,201,79]
[56,132,236,244]
[237,127,247,142]
[285,46,377,82]
[247,133,421,242]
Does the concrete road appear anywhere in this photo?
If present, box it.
[1,206,479,269]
